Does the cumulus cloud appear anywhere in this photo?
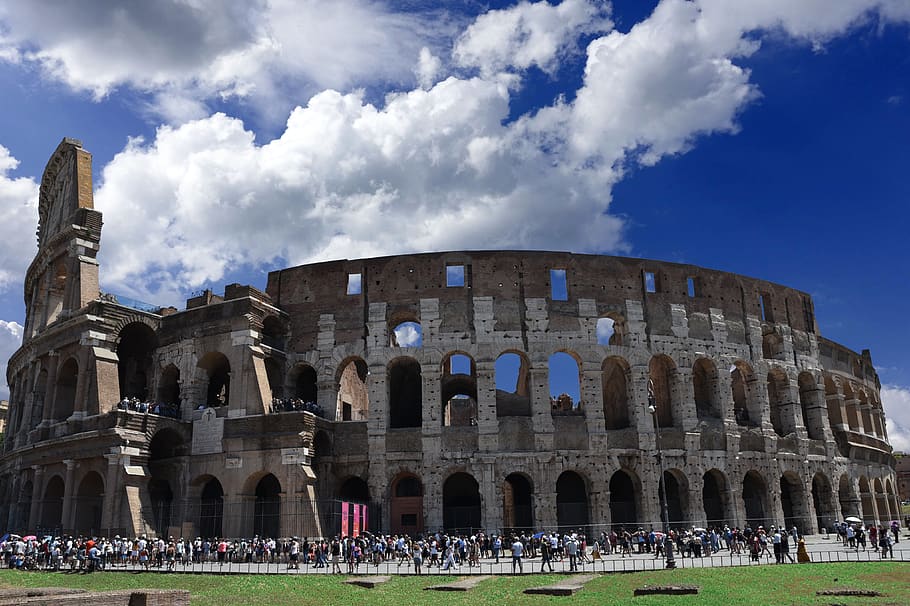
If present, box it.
[393,322,422,348]
[0,145,40,293]
[0,320,23,400]
[881,385,910,453]
[454,0,612,76]
[0,0,446,121]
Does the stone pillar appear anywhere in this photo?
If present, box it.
[804,376,831,441]
[479,457,498,533]
[688,475,705,529]
[630,366,654,448]
[28,466,44,530]
[582,366,606,438]
[826,388,848,432]
[641,463,662,529]
[60,459,77,533]
[675,367,697,431]
[71,346,92,418]
[844,397,860,432]
[101,453,122,533]
[528,367,554,450]
[727,482,744,529]
[223,495,254,538]
[424,472,442,531]
[475,362,499,452]
[41,352,60,424]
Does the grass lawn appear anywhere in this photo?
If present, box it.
[0,562,907,605]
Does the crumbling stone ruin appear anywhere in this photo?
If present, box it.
[0,139,900,539]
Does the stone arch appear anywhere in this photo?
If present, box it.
[659,468,690,528]
[596,313,626,347]
[148,476,173,536]
[811,472,837,533]
[253,473,282,538]
[843,382,860,431]
[390,472,423,535]
[731,360,760,427]
[197,352,231,408]
[503,472,534,532]
[74,471,104,535]
[337,476,370,502]
[335,356,369,421]
[388,356,422,428]
[609,469,641,529]
[158,364,180,407]
[31,368,48,429]
[495,350,531,417]
[858,476,874,523]
[40,474,65,531]
[556,470,590,530]
[288,362,318,402]
[390,318,422,348]
[884,479,898,521]
[824,375,843,429]
[798,372,824,440]
[443,472,481,532]
[742,470,770,529]
[194,475,224,539]
[602,356,631,429]
[53,357,78,421]
[549,350,582,411]
[767,368,791,436]
[780,471,809,534]
[838,474,858,520]
[858,391,873,435]
[117,321,158,401]
[693,358,721,420]
[441,352,477,427]
[703,469,731,528]
[873,477,888,525]
[648,354,676,428]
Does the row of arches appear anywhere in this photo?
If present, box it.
[33,471,104,536]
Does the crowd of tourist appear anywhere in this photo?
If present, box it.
[116,397,180,419]
[2,519,903,575]
[270,397,325,417]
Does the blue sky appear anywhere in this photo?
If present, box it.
[0,0,908,447]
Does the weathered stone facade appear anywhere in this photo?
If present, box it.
[0,139,900,539]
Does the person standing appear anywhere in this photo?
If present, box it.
[539,535,554,572]
[511,536,524,574]
[566,535,578,572]
[412,541,423,575]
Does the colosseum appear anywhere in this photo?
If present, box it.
[0,138,900,540]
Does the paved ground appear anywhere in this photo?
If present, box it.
[83,533,909,576]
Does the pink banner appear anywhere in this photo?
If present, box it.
[363,506,368,532]
[352,504,361,537]
[341,501,349,537]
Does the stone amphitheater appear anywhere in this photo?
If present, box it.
[0,138,900,540]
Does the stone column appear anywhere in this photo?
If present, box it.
[101,453,122,534]
[71,346,92,419]
[826,387,848,432]
[689,476,705,529]
[60,459,77,533]
[675,367,697,431]
[582,366,606,438]
[804,376,831,441]
[727,482,744,529]
[528,367,554,450]
[28,466,44,530]
[479,457,498,533]
[630,366,654,449]
[41,352,60,424]
[475,362,499,452]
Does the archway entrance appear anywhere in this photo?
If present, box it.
[148,478,173,536]
[703,470,729,528]
[659,470,688,528]
[609,470,638,529]
[502,473,534,533]
[556,471,589,531]
[73,472,104,535]
[40,475,65,532]
[199,477,224,538]
[780,473,808,534]
[254,474,282,538]
[390,475,423,535]
[443,473,481,533]
[742,471,769,529]
[812,473,836,533]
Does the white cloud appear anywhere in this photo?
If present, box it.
[393,322,422,348]
[454,0,612,76]
[0,145,39,293]
[0,0,447,121]
[0,320,23,400]
[882,385,910,453]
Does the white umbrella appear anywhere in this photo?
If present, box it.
[845,516,862,523]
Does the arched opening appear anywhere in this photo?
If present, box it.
[844,383,860,431]
[338,476,370,503]
[731,361,759,427]
[253,474,282,538]
[885,479,898,521]
[556,470,589,530]
[742,471,769,529]
[198,352,231,408]
[767,369,790,436]
[39,475,65,532]
[602,356,630,429]
[798,372,823,439]
[158,364,180,408]
[859,476,875,522]
[811,473,836,533]
[264,357,284,400]
[148,478,173,536]
[148,427,186,535]
[649,355,676,428]
[335,357,369,421]
[693,358,721,420]
[824,376,843,429]
[780,473,809,534]
[762,329,783,359]
[549,352,582,411]
[503,473,534,532]
[495,352,531,416]
[838,474,857,520]
[596,314,626,346]
[312,430,332,463]
[388,357,422,428]
[858,392,873,435]
[391,321,422,347]
[289,364,318,403]
[53,358,78,421]
[703,469,729,528]
[873,478,887,525]
[32,369,48,429]
[441,353,477,426]
[659,470,689,528]
[199,477,224,538]
[609,470,638,529]
[74,471,104,535]
[443,472,481,533]
[117,322,157,401]
[261,316,286,351]
[390,474,423,535]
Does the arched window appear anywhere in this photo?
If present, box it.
[441,353,477,427]
[158,364,180,407]
[556,471,589,529]
[74,472,104,535]
[199,477,224,538]
[609,470,638,529]
[388,358,422,428]
[117,322,157,401]
[53,358,78,421]
[549,351,581,412]
[336,358,369,421]
[767,369,790,436]
[693,358,720,420]
[443,472,481,532]
[290,364,318,403]
[261,316,286,351]
[798,372,824,440]
[391,321,422,347]
[742,470,769,529]
[495,352,530,417]
[648,355,675,428]
[601,356,630,429]
[731,361,758,427]
[198,352,231,408]
[502,473,534,532]
[253,474,282,538]
[596,314,626,346]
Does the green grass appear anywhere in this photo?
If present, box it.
[0,562,907,605]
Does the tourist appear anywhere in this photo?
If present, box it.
[511,536,524,574]
[566,534,578,572]
[412,541,423,575]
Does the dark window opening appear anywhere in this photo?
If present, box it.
[389,358,422,428]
